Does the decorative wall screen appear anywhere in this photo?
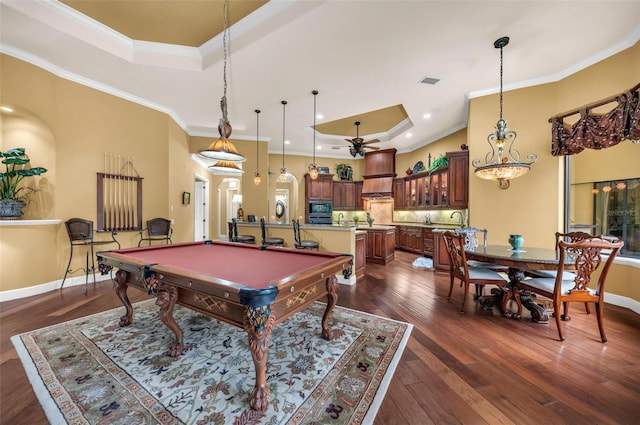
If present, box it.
[97,154,143,231]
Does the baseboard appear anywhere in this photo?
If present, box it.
[0,274,113,302]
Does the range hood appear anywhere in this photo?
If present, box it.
[361,148,397,198]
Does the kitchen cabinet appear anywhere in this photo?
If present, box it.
[393,179,404,209]
[422,228,434,256]
[355,181,364,210]
[366,227,395,264]
[433,231,451,272]
[333,181,356,210]
[355,231,366,277]
[447,150,469,208]
[395,225,423,254]
[305,173,333,201]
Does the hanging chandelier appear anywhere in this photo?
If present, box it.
[253,109,261,185]
[200,0,246,166]
[472,36,537,189]
[279,100,288,183]
[308,90,319,180]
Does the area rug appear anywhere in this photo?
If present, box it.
[412,257,433,269]
[11,300,412,425]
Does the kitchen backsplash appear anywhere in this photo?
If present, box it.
[333,199,467,226]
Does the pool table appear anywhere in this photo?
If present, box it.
[97,240,352,411]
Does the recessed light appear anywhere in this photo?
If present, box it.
[285,140,291,145]
[406,133,413,138]
[0,106,14,113]
[316,114,323,120]
[423,113,431,119]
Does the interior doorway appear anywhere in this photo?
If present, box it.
[193,174,209,241]
[217,178,241,240]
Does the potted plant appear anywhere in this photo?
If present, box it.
[335,163,353,181]
[0,147,48,219]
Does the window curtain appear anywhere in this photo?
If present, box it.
[551,86,640,156]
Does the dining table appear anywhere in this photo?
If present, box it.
[464,244,574,322]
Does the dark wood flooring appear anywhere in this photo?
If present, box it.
[1,250,639,424]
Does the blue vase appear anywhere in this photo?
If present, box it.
[508,234,524,251]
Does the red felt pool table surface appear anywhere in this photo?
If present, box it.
[104,241,346,290]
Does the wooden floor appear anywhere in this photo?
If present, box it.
[1,250,639,424]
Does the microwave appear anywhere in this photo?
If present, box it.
[309,201,333,215]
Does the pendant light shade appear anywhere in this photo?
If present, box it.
[253,109,262,186]
[279,100,288,183]
[472,36,537,189]
[308,90,319,180]
[200,0,246,166]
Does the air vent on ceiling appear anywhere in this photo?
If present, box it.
[420,77,440,85]
[331,146,341,150]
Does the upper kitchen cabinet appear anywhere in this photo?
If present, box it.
[305,173,333,201]
[446,150,469,208]
[394,150,468,210]
[333,181,356,210]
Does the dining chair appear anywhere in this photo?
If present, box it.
[454,227,508,273]
[260,217,284,247]
[292,219,319,250]
[518,236,623,342]
[231,218,255,244]
[61,217,120,293]
[138,217,173,246]
[442,231,508,313]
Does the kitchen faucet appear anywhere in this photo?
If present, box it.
[450,211,465,227]
[338,212,344,225]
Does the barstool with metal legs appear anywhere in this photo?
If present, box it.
[260,217,284,247]
[61,218,120,294]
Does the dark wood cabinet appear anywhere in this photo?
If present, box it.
[355,231,366,277]
[305,173,333,201]
[366,227,395,264]
[395,225,423,254]
[393,150,468,210]
[433,231,451,272]
[333,181,356,210]
[422,228,434,256]
[355,181,364,210]
[393,179,404,209]
[447,150,469,208]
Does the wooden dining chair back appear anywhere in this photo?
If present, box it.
[62,217,120,293]
[138,217,173,246]
[293,219,320,250]
[231,218,255,244]
[454,227,507,273]
[442,231,507,313]
[260,217,284,247]
[519,236,623,342]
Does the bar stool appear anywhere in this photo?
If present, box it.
[231,218,255,244]
[138,217,173,246]
[260,217,284,247]
[293,219,319,250]
[61,218,120,293]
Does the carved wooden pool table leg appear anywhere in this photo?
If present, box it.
[244,305,276,411]
[114,270,133,327]
[156,285,183,357]
[322,275,339,341]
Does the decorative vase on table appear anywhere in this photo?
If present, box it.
[508,234,524,251]
[366,212,374,227]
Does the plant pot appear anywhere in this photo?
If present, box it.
[0,199,26,220]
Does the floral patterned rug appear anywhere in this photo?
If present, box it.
[12,300,411,425]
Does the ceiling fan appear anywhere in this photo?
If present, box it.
[344,121,380,157]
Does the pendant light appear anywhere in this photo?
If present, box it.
[253,109,262,186]
[199,0,246,164]
[472,36,537,189]
[278,100,288,183]
[308,90,319,180]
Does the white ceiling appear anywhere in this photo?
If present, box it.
[1,0,639,160]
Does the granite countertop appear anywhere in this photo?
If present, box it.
[391,222,462,229]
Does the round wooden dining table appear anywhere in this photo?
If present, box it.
[464,245,573,322]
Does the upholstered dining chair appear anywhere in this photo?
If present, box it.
[231,218,255,244]
[138,217,173,246]
[292,219,319,250]
[442,231,508,313]
[260,217,284,247]
[518,236,623,342]
[61,217,120,293]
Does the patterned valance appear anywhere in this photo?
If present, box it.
[550,84,640,156]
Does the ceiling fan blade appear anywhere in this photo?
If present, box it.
[365,145,381,150]
[363,138,380,145]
